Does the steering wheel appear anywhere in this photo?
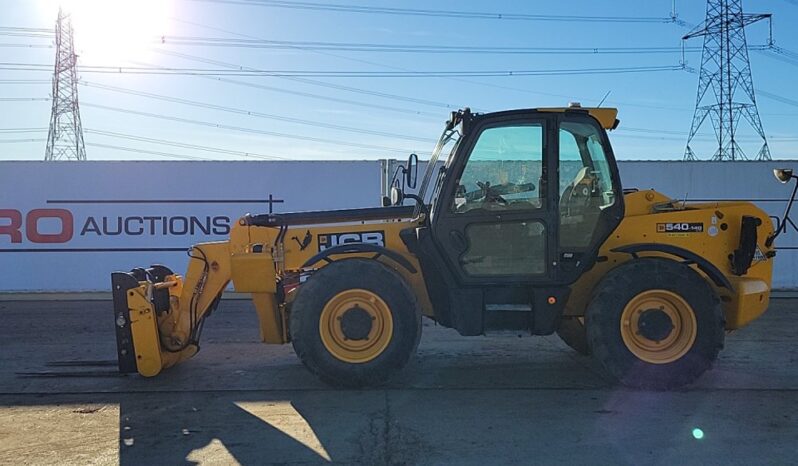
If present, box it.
[476,181,508,205]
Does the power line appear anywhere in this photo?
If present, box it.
[0,138,46,144]
[0,27,54,41]
[0,62,688,77]
[0,138,217,161]
[761,45,798,67]
[81,102,418,154]
[0,27,53,33]
[85,142,213,161]
[157,35,772,56]
[150,49,463,110]
[165,18,488,112]
[200,74,439,117]
[164,18,677,113]
[150,50,439,117]
[188,0,677,23]
[616,126,798,141]
[756,89,798,108]
[0,127,48,133]
[80,80,436,143]
[0,43,53,49]
[159,36,703,54]
[0,97,50,102]
[0,31,53,38]
[85,129,287,160]
[165,17,773,113]
[0,79,51,84]
[0,126,297,160]
[2,65,437,118]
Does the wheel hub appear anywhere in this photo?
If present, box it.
[636,308,674,342]
[620,289,697,364]
[319,289,394,364]
[340,306,373,341]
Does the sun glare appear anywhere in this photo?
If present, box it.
[38,0,172,64]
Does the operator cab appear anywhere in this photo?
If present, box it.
[397,105,625,336]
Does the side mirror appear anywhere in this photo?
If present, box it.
[405,153,418,189]
[774,168,794,184]
[390,185,404,206]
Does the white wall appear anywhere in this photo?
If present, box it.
[0,161,383,291]
[1,160,797,291]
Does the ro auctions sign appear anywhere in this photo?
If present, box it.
[0,208,236,245]
[0,161,382,291]
[0,199,279,251]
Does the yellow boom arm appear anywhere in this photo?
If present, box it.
[111,240,286,377]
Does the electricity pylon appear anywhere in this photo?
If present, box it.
[44,7,87,161]
[683,0,771,161]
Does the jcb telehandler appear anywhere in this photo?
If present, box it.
[112,105,793,389]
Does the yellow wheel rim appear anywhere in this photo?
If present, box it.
[620,290,697,364]
[319,289,393,364]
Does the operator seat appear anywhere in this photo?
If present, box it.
[559,166,601,248]
[559,166,592,215]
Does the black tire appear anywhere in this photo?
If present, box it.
[586,258,725,390]
[556,317,591,356]
[290,258,422,388]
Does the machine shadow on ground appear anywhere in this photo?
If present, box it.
[0,299,797,465]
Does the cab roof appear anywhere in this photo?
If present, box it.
[536,107,619,130]
[465,107,619,130]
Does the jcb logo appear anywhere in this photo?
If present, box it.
[318,230,385,252]
[0,209,74,244]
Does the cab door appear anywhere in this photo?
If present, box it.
[431,113,557,285]
[430,110,623,287]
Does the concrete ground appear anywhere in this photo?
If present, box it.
[0,299,796,465]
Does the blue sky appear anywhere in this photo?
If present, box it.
[0,0,796,161]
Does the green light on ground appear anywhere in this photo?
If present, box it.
[692,428,704,440]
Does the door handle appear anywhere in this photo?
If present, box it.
[449,230,467,252]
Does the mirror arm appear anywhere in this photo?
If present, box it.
[389,164,406,188]
[767,175,798,247]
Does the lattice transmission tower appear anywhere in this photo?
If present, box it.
[683,0,771,161]
[44,7,86,161]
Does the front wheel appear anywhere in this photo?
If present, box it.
[290,258,422,388]
[556,316,590,356]
[586,258,725,390]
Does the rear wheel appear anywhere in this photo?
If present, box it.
[586,258,725,390]
[290,258,421,387]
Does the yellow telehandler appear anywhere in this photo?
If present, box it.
[112,105,792,389]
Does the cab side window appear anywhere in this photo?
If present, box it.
[451,124,544,213]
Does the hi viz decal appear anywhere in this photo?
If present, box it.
[318,230,385,252]
[656,222,704,233]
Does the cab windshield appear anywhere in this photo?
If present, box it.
[415,122,462,217]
